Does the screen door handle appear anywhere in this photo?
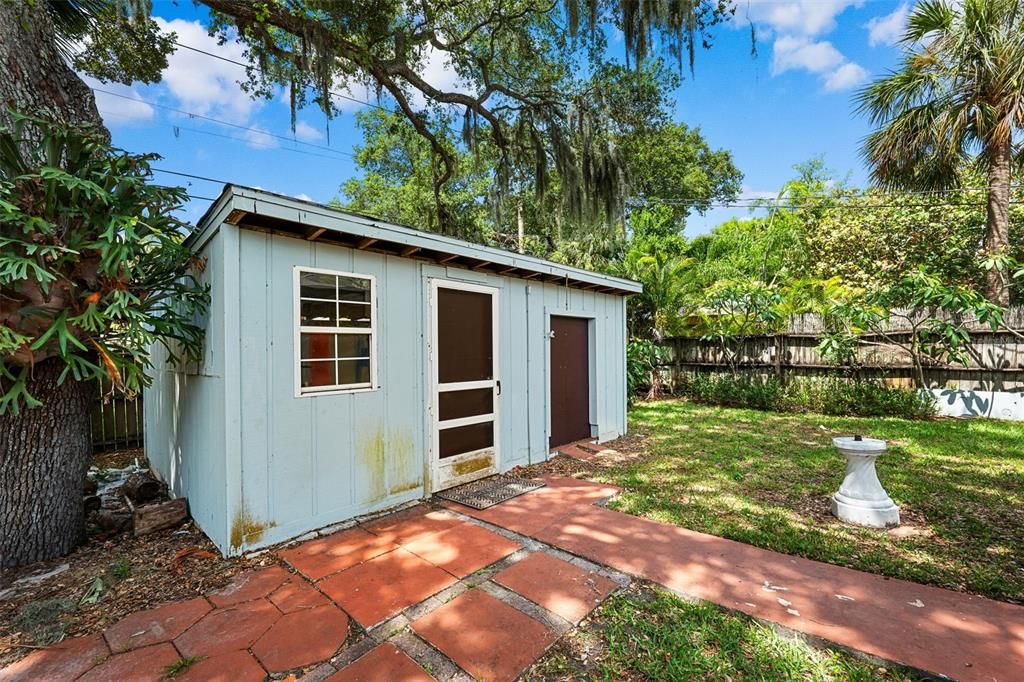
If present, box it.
[496,380,502,396]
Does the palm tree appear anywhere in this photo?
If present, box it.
[857,0,1024,305]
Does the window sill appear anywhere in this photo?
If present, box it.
[296,385,379,398]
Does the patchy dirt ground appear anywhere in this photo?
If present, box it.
[0,450,265,670]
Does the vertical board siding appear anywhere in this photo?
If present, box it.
[144,231,229,550]
[149,221,630,555]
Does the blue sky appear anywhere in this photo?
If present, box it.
[91,0,913,235]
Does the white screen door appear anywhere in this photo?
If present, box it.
[429,279,500,490]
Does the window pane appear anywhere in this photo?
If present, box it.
[300,272,336,300]
[337,359,371,385]
[338,276,371,303]
[337,334,370,359]
[439,422,493,459]
[439,389,493,421]
[338,302,372,328]
[301,299,337,326]
[301,333,336,360]
[301,360,336,388]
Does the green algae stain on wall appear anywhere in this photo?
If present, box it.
[359,426,422,502]
[386,430,420,494]
[359,427,387,503]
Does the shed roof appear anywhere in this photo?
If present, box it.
[192,185,641,296]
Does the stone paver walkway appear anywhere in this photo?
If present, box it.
[5,474,1022,681]
[446,476,1024,682]
[1,500,627,682]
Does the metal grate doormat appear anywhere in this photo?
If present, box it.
[435,475,545,510]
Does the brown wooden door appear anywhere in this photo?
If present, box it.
[549,316,591,448]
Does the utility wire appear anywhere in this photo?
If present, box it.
[171,39,387,112]
[94,88,354,158]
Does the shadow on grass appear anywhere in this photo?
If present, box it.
[602,400,1024,603]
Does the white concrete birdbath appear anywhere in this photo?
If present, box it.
[830,435,900,528]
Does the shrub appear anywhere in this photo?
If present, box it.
[676,373,936,419]
[627,340,671,401]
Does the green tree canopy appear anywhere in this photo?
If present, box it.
[857,0,1024,305]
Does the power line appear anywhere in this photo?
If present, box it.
[93,87,354,158]
[170,39,391,113]
[151,168,232,186]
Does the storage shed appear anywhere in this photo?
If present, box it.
[145,185,640,555]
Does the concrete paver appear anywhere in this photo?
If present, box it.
[318,548,456,627]
[251,604,350,672]
[176,650,266,682]
[206,566,291,608]
[77,642,180,682]
[402,521,521,577]
[411,588,557,682]
[280,527,397,581]
[173,598,280,658]
[102,597,211,652]
[492,552,615,624]
[327,642,434,682]
[0,633,109,682]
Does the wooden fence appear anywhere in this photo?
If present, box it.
[659,307,1024,392]
[89,378,144,453]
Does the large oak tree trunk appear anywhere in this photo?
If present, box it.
[0,3,105,567]
[0,2,104,139]
[984,138,1012,307]
[0,359,94,568]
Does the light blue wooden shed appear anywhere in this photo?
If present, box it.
[145,185,640,555]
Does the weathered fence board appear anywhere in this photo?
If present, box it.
[89,379,143,453]
[661,308,1024,392]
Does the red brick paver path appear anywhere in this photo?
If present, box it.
[8,472,1019,681]
[448,476,1024,682]
[327,642,433,682]
[411,589,558,681]
[493,551,616,624]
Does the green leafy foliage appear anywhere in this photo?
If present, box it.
[676,374,936,419]
[626,339,670,401]
[818,268,1005,387]
[856,0,1024,304]
[0,113,209,413]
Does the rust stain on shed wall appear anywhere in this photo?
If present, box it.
[453,453,492,477]
[230,501,276,550]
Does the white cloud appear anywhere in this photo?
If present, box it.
[866,4,910,47]
[293,121,323,142]
[824,62,869,91]
[154,18,256,123]
[772,36,846,75]
[409,45,471,109]
[738,1,869,93]
[770,35,868,92]
[741,0,864,37]
[294,193,314,201]
[82,75,155,126]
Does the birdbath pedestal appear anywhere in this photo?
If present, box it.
[831,436,900,528]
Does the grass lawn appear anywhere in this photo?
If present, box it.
[586,400,1024,604]
[530,585,917,681]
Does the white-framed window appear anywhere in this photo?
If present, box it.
[294,266,377,396]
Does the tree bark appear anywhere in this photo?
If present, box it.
[984,137,1012,306]
[0,2,104,140]
[0,358,94,568]
[0,3,104,568]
